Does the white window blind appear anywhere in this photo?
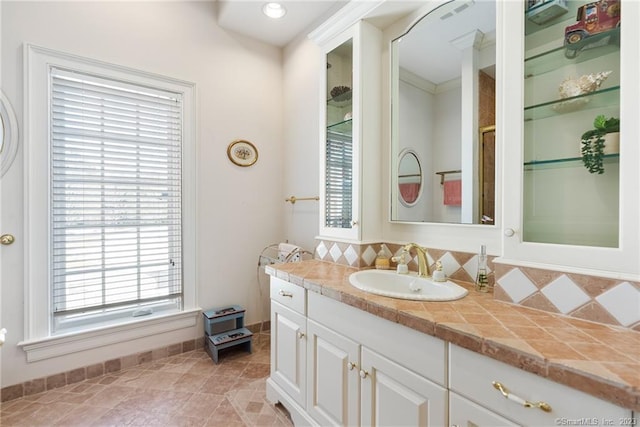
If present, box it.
[325,129,353,228]
[50,67,183,329]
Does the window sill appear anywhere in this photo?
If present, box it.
[18,308,201,362]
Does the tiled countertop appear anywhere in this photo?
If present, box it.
[266,260,640,411]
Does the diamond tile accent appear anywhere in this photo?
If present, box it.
[542,275,591,314]
[498,268,538,303]
[343,245,358,266]
[596,282,640,327]
[362,246,377,266]
[438,252,461,276]
[329,243,342,262]
[316,241,328,260]
[463,255,479,280]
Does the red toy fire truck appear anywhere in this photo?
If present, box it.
[564,0,621,57]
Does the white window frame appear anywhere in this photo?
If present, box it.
[20,44,199,362]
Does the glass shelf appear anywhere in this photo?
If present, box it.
[524,86,619,121]
[327,118,352,135]
[524,2,579,36]
[525,29,620,78]
[524,153,619,171]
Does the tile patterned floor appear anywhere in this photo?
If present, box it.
[0,333,293,427]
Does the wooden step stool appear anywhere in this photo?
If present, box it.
[202,305,253,363]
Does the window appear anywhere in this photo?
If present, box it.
[50,68,183,332]
[325,129,353,228]
[23,45,197,359]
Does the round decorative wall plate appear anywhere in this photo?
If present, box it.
[227,139,258,167]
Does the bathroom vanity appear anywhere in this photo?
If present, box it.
[266,261,636,426]
[295,1,639,423]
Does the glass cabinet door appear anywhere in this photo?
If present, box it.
[501,1,638,275]
[523,0,620,248]
[323,38,355,234]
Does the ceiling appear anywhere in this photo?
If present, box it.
[216,0,348,47]
[215,0,496,85]
[397,0,496,85]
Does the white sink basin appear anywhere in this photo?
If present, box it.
[349,270,468,302]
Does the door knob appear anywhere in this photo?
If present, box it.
[504,228,515,237]
[0,234,14,245]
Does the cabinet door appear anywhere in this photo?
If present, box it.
[500,0,640,275]
[360,347,446,426]
[449,392,517,427]
[318,21,382,242]
[307,320,360,426]
[270,301,306,407]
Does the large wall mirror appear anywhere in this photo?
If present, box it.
[0,90,19,177]
[390,0,496,224]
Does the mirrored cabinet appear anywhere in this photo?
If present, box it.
[389,0,497,225]
[316,21,382,242]
[501,0,639,276]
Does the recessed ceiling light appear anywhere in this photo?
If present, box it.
[263,2,287,19]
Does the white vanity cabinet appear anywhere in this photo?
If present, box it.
[268,277,634,426]
[306,319,360,426]
[449,344,632,426]
[268,276,448,426]
[269,279,307,409]
[307,318,447,427]
[306,290,447,426]
[500,1,640,276]
[360,347,447,426]
[313,20,383,242]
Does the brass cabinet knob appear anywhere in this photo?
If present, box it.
[0,234,15,245]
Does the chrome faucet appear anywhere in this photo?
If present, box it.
[402,243,431,277]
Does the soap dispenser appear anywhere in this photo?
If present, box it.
[375,247,390,270]
[475,244,489,292]
[432,261,446,282]
[391,251,409,274]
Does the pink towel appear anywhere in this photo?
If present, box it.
[399,183,420,203]
[443,180,461,206]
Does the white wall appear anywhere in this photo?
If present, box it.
[1,1,285,386]
[432,84,462,223]
[396,79,432,222]
[282,36,321,254]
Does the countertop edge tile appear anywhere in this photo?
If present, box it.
[481,339,548,377]
[546,361,639,411]
[267,260,640,412]
[434,323,484,353]
[397,311,436,336]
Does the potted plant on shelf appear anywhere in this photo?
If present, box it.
[580,114,620,174]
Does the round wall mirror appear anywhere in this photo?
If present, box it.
[398,149,422,206]
[0,90,19,177]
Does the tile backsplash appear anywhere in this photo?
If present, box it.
[494,263,640,332]
[315,239,639,331]
[314,239,496,288]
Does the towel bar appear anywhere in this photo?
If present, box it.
[435,170,462,185]
[285,196,319,204]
